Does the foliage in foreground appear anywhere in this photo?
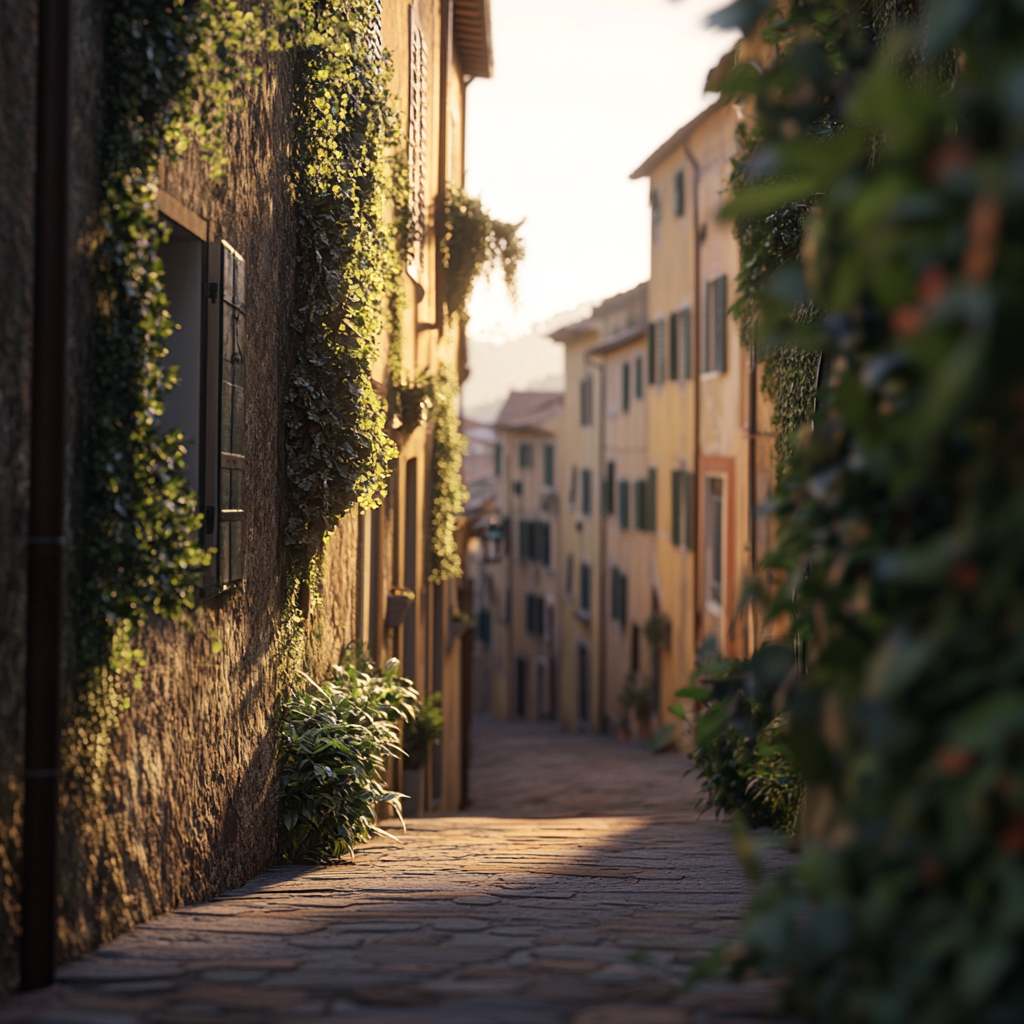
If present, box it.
[707,0,1024,1020]
[675,645,802,834]
[280,652,418,862]
[402,692,444,772]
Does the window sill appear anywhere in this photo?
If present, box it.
[700,370,724,381]
[575,608,592,622]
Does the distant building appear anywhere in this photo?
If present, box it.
[486,392,564,721]
[551,285,648,732]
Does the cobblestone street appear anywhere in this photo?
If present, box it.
[2,719,798,1024]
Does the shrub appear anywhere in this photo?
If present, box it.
[675,645,802,834]
[280,651,418,862]
[402,692,444,772]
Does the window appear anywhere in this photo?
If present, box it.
[218,242,246,587]
[673,169,685,217]
[650,186,662,225]
[672,470,694,547]
[618,480,629,529]
[603,461,615,515]
[611,568,628,626]
[580,562,592,612]
[519,442,534,468]
[647,324,656,384]
[526,594,545,636]
[706,477,724,607]
[634,472,656,532]
[543,444,554,486]
[635,357,643,398]
[478,608,491,645]
[704,275,727,373]
[622,361,630,412]
[158,219,203,497]
[581,468,592,516]
[565,553,574,595]
[494,442,503,477]
[519,520,551,564]
[580,375,594,425]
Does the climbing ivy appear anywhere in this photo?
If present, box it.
[284,0,400,552]
[429,362,468,584]
[73,0,285,787]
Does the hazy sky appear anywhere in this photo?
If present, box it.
[463,0,738,345]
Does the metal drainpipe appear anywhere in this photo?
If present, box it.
[682,139,702,663]
[22,0,70,990]
[585,353,607,731]
[748,318,757,651]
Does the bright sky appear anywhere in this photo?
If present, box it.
[463,0,739,345]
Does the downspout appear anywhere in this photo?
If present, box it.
[748,330,757,654]
[682,139,702,663]
[586,352,607,731]
[23,0,70,990]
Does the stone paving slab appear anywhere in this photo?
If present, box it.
[1,719,800,1023]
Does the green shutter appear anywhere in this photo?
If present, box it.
[622,361,630,411]
[648,324,656,384]
[619,480,629,529]
[671,470,682,545]
[704,280,713,375]
[715,275,727,372]
[218,242,246,587]
[682,308,692,379]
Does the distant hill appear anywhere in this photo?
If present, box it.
[462,306,587,422]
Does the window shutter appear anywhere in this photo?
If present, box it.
[604,461,615,515]
[671,470,682,545]
[669,314,678,380]
[684,471,695,550]
[682,308,692,379]
[636,357,643,398]
[656,318,666,384]
[543,444,554,486]
[674,170,685,216]
[704,280,713,375]
[647,469,657,531]
[218,242,246,587]
[622,362,630,411]
[619,480,629,529]
[494,442,502,477]
[715,275,727,371]
[647,325,655,384]
[581,468,592,515]
[541,522,550,565]
[635,480,645,532]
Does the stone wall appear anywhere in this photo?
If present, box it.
[56,42,308,963]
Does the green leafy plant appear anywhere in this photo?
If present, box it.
[704,0,1024,1019]
[284,0,400,551]
[280,650,419,862]
[674,644,801,834]
[429,362,469,583]
[443,184,524,320]
[402,692,443,772]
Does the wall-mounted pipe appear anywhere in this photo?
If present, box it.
[22,0,70,990]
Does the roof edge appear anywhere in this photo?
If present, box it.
[629,97,729,180]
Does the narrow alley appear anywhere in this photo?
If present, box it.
[3,721,797,1024]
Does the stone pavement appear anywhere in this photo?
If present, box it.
[2,718,800,1024]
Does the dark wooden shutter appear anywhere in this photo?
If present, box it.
[656,318,666,384]
[714,275,727,371]
[669,313,678,380]
[703,280,713,375]
[218,242,246,587]
[635,480,645,532]
[647,469,657,531]
[622,362,630,411]
[674,170,684,216]
[682,308,692,379]
[647,324,655,384]
[619,480,629,529]
[671,470,682,545]
[604,461,615,515]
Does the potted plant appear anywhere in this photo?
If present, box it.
[401,693,443,817]
[619,674,653,741]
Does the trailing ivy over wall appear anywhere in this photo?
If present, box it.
[443,185,524,320]
[284,0,400,552]
[74,0,285,789]
[429,363,468,584]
